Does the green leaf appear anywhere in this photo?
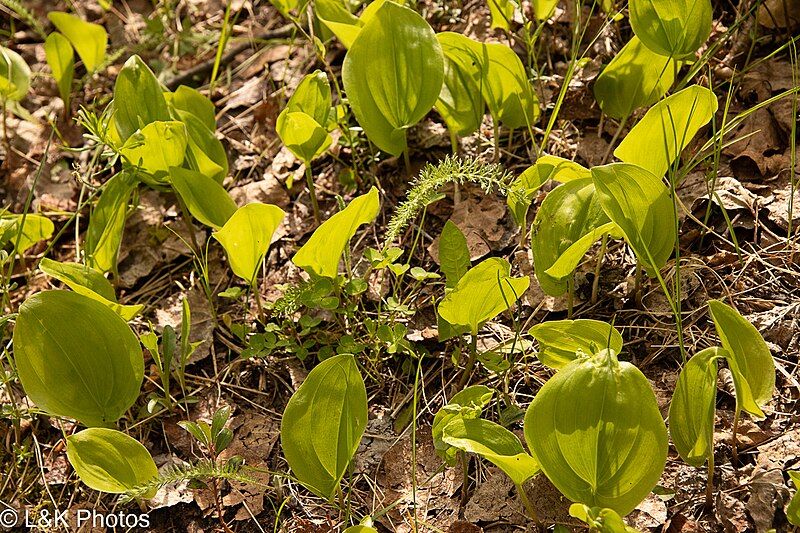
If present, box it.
[438,257,529,336]
[119,121,187,184]
[629,0,712,58]
[178,110,228,183]
[544,222,621,279]
[171,85,216,131]
[169,167,236,229]
[438,220,471,288]
[12,290,143,427]
[529,319,624,369]
[593,36,677,120]
[113,55,171,142]
[85,171,138,274]
[531,0,558,20]
[442,417,539,485]
[276,111,333,165]
[293,187,380,278]
[0,214,54,254]
[435,52,484,138]
[569,504,642,533]
[67,428,158,497]
[47,12,107,73]
[488,0,515,30]
[286,70,331,127]
[44,34,74,107]
[432,385,494,463]
[280,354,368,500]
[615,85,718,179]
[531,178,610,296]
[708,300,775,419]
[0,46,31,102]
[316,0,363,49]
[668,346,723,467]
[591,163,676,276]
[342,1,444,155]
[524,349,668,515]
[39,258,143,320]
[213,203,285,285]
[788,471,800,526]
[507,155,591,226]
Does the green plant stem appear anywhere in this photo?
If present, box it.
[492,120,500,161]
[1,99,9,169]
[459,452,470,517]
[305,165,321,224]
[601,115,628,164]
[634,262,643,307]
[705,451,715,509]
[567,277,574,318]
[516,482,541,527]
[591,234,608,304]
[731,408,740,467]
[458,334,478,388]
[403,148,412,176]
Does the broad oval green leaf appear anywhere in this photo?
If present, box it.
[67,428,158,497]
[593,36,677,120]
[435,53,484,139]
[316,0,363,49]
[119,121,187,185]
[276,111,333,166]
[443,417,539,485]
[507,155,591,226]
[171,85,216,131]
[615,85,718,179]
[293,187,380,278]
[524,349,668,515]
[544,222,621,279]
[0,214,54,255]
[591,163,676,276]
[48,12,107,73]
[569,504,641,533]
[629,0,712,58]
[13,290,144,427]
[342,1,444,155]
[433,385,494,463]
[531,178,610,296]
[113,55,171,142]
[213,203,285,285]
[529,319,624,369]
[488,0,515,29]
[39,258,143,321]
[85,171,138,274]
[438,220,471,288]
[286,70,332,127]
[668,346,722,467]
[44,33,74,108]
[438,257,529,336]
[0,46,31,102]
[708,300,775,418]
[280,353,368,500]
[169,167,236,229]
[179,110,228,183]
[531,0,559,20]
[788,471,800,526]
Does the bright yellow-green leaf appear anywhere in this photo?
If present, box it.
[0,214,54,255]
[442,417,539,485]
[44,33,74,108]
[435,52,484,139]
[438,257,529,336]
[343,527,378,533]
[531,178,610,296]
[293,187,380,278]
[113,55,171,142]
[708,300,775,419]
[316,0,363,48]
[13,290,143,427]
[0,46,31,102]
[85,171,138,274]
[171,85,216,131]
[529,319,624,369]
[169,167,236,229]
[591,163,676,276]
[67,428,158,497]
[280,354,367,500]
[39,258,143,321]
[593,36,677,120]
[48,12,107,73]
[433,385,494,464]
[488,0,515,29]
[276,111,332,165]
[524,349,668,515]
[179,110,227,183]
[630,0,712,58]
[119,121,187,185]
[788,471,800,526]
[545,222,622,279]
[286,70,331,127]
[213,203,285,285]
[438,220,471,288]
[507,155,590,226]
[569,504,642,533]
[531,0,558,20]
[615,85,718,179]
[342,1,444,155]
[668,346,723,467]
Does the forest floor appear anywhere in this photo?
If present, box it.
[1,0,800,532]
